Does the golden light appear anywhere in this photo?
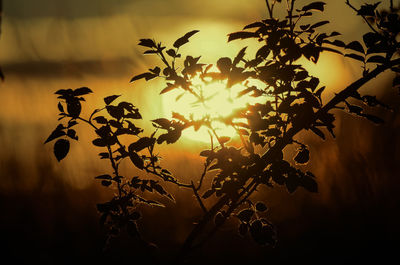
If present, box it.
[162,74,263,143]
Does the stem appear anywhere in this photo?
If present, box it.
[265,0,273,18]
[191,181,208,213]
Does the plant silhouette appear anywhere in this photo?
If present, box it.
[45,0,400,264]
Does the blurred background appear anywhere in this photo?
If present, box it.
[0,0,399,264]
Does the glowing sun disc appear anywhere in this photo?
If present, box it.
[162,79,261,143]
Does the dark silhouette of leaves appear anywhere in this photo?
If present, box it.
[173,30,199,48]
[73,87,93,96]
[227,31,258,42]
[45,124,65,143]
[346,41,365,54]
[301,1,326,12]
[130,72,158,83]
[54,138,70,161]
[104,95,121,105]
[345,53,365,62]
[138,38,156,48]
[255,202,268,212]
[294,147,310,165]
[128,149,144,169]
[67,99,82,118]
[357,2,381,17]
[237,209,254,223]
[129,137,155,152]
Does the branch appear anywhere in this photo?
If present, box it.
[191,181,208,213]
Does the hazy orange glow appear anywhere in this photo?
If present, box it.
[162,73,266,142]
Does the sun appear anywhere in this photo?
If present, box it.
[162,76,262,143]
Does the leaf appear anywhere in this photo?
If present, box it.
[301,173,318,193]
[255,202,268,212]
[228,31,258,42]
[67,99,81,118]
[67,129,78,140]
[218,136,231,144]
[363,32,380,49]
[129,137,155,152]
[94,116,108,124]
[101,180,112,187]
[345,53,365,62]
[129,151,144,170]
[149,66,161,75]
[357,2,381,17]
[346,41,365,54]
[310,20,329,29]
[200,150,212,157]
[57,102,64,113]
[152,118,171,129]
[95,174,112,180]
[54,139,70,162]
[173,30,199,48]
[130,72,157,83]
[45,124,65,144]
[138,38,156,48]
[233,47,247,66]
[160,83,177,95]
[294,147,310,165]
[104,95,121,105]
[202,189,215,199]
[143,50,157,55]
[237,209,254,223]
[243,21,265,30]
[301,1,326,12]
[92,138,108,147]
[73,87,93,96]
[360,113,384,124]
[366,55,386,64]
[166,49,176,57]
[216,57,232,75]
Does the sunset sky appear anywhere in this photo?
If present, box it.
[0,1,399,264]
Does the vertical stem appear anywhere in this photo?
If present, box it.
[265,0,273,18]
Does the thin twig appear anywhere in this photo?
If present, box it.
[191,181,208,213]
